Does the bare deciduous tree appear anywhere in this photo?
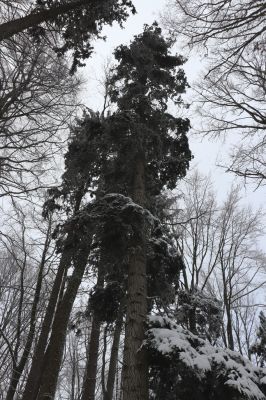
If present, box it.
[0,33,80,198]
[162,0,266,63]
[170,171,266,352]
[0,202,57,399]
[162,0,266,185]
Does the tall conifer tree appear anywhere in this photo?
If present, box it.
[105,23,191,399]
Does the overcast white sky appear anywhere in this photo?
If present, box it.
[80,0,266,210]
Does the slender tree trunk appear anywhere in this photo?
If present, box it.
[36,239,91,400]
[102,325,108,398]
[6,220,52,400]
[220,259,234,350]
[188,307,197,334]
[105,300,125,400]
[223,282,234,351]
[21,235,73,400]
[22,194,83,400]
[122,154,149,400]
[226,305,234,351]
[221,321,228,348]
[0,0,87,41]
[234,311,243,356]
[81,266,105,400]
[70,345,76,400]
[81,317,101,400]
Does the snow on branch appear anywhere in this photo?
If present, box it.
[146,315,266,400]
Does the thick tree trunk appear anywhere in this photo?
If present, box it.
[121,154,149,400]
[36,240,91,400]
[5,221,52,400]
[105,300,125,400]
[0,0,87,41]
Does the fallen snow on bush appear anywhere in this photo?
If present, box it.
[146,316,266,400]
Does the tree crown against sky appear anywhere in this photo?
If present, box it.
[105,23,191,199]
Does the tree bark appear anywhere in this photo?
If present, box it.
[226,304,234,351]
[222,270,234,351]
[121,154,149,400]
[36,239,91,400]
[105,299,125,400]
[81,316,101,400]
[0,0,87,41]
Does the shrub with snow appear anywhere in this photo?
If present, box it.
[145,316,266,400]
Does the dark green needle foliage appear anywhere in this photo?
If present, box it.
[176,289,222,342]
[43,111,108,217]
[106,23,191,199]
[30,0,136,72]
[147,226,183,312]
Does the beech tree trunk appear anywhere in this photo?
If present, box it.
[36,239,91,400]
[122,154,149,400]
